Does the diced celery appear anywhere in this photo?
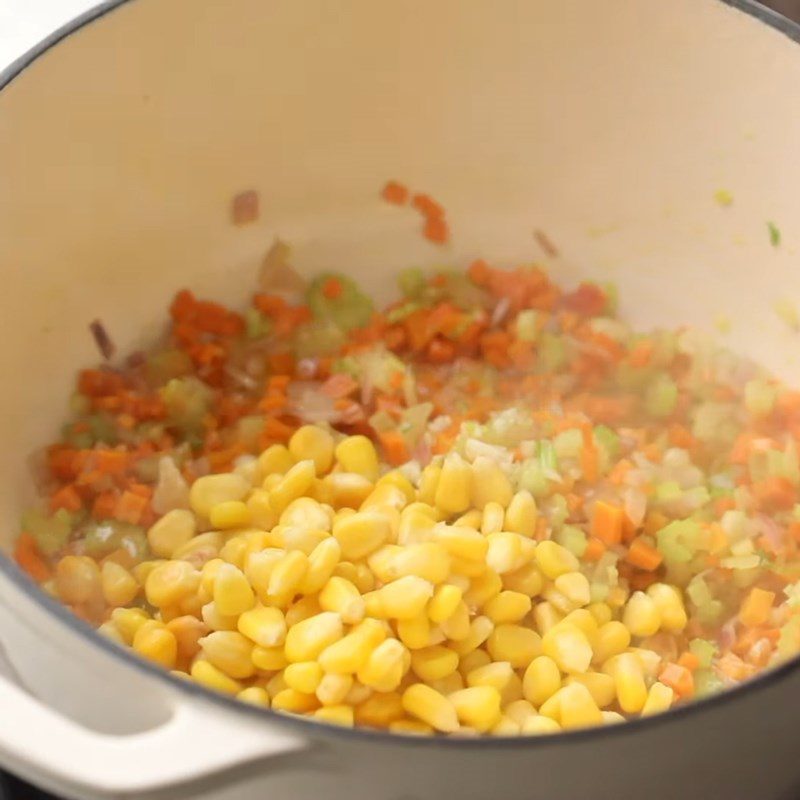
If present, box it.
[538,440,558,475]
[293,319,346,358]
[689,638,717,669]
[134,455,161,483]
[589,582,610,603]
[720,509,749,542]
[784,580,800,608]
[644,374,678,418]
[697,599,723,624]
[546,494,569,530]
[694,669,724,697]
[655,481,682,505]
[146,348,193,386]
[719,554,761,570]
[556,525,588,557]
[386,301,423,324]
[307,273,373,331]
[518,459,551,498]
[538,333,566,372]
[691,402,738,445]
[594,425,620,462]
[236,415,265,449]
[657,519,701,565]
[62,424,94,449]
[161,376,213,434]
[744,378,777,417]
[777,616,800,660]
[398,268,426,298]
[69,392,91,416]
[21,508,74,556]
[244,308,273,340]
[83,521,147,559]
[554,429,583,461]
[602,282,619,315]
[515,310,540,343]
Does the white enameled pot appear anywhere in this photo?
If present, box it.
[3,1,800,798]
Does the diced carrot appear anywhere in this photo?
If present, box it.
[321,373,359,398]
[739,587,775,627]
[583,537,607,562]
[658,663,694,698]
[14,533,51,582]
[627,339,654,368]
[427,337,456,364]
[92,492,118,520]
[322,277,343,300]
[49,485,83,514]
[378,431,410,466]
[677,652,700,672]
[262,416,297,443]
[93,449,129,476]
[591,501,624,545]
[423,216,449,245]
[411,193,444,219]
[752,476,796,511]
[626,537,663,571]
[467,259,492,286]
[115,490,148,525]
[381,181,409,205]
[580,425,598,483]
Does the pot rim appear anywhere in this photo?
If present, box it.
[1,0,799,751]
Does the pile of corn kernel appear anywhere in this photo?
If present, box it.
[61,424,690,735]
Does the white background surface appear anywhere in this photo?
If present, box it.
[0,0,98,72]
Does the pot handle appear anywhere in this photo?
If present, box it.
[0,670,307,798]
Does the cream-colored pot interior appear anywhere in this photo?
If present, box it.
[2,1,800,799]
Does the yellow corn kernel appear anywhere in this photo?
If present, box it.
[565,672,616,708]
[284,611,343,663]
[218,535,250,570]
[428,670,465,696]
[542,623,593,674]
[609,652,647,713]
[537,686,563,721]
[213,563,255,616]
[201,556,226,595]
[428,584,463,624]
[440,601,472,641]
[561,609,598,640]
[237,606,286,648]
[378,576,434,620]
[316,673,354,706]
[246,489,278,531]
[449,686,502,732]
[313,578,361,625]
[268,550,309,597]
[502,670,524,706]
[491,715,522,736]
[285,596,322,628]
[54,555,101,605]
[355,691,405,727]
[332,510,391,560]
[504,490,538,537]
[252,645,288,672]
[243,549,283,602]
[191,659,242,694]
[335,435,379,481]
[532,601,563,635]
[265,673,287,697]
[521,715,561,735]
[190,473,250,519]
[459,649,492,676]
[111,607,149,644]
[449,557,487,578]
[390,719,435,736]
[271,688,320,714]
[376,471,416,504]
[166,615,206,662]
[554,572,591,608]
[602,710,625,725]
[324,473,374,510]
[646,583,688,632]
[361,484,408,513]
[535,541,579,579]
[299,538,341,595]
[397,509,436,547]
[433,524,489,563]
[481,501,505,536]
[397,613,432,650]
[417,463,440,507]
[210,500,251,530]
[627,647,662,678]
[434,454,471,516]
[504,699,537,727]
[391,543,453,584]
[98,620,125,645]
[284,661,324,694]
[622,591,662,637]
[147,509,196,558]
[199,631,256,679]
[202,601,238,632]
[357,638,407,691]
[502,563,544,598]
[313,705,354,727]
[484,591,532,624]
[366,545,401,584]
[317,618,385,673]
[257,444,295,479]
[171,531,223,565]
[558,682,602,729]
[455,576,499,614]
[607,585,629,609]
[346,679,375,706]
[289,425,335,475]
[469,456,513,510]
[145,560,200,608]
[280,497,331,532]
[100,561,138,607]
[269,460,316,515]
[641,681,675,716]
[453,510,482,529]
[402,684,459,733]
[486,624,542,668]
[592,621,631,664]
[487,532,537,575]
[411,646,460,682]
[587,602,613,626]
[133,622,177,668]
[466,661,514,693]
[451,616,495,656]
[237,687,270,707]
